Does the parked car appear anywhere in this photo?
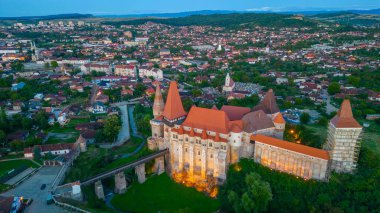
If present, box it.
[40,184,46,190]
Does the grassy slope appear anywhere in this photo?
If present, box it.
[64,136,146,182]
[0,159,39,177]
[111,173,220,213]
[306,120,380,154]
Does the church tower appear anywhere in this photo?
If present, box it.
[222,73,235,92]
[324,99,362,173]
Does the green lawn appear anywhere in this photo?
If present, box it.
[359,120,380,154]
[306,121,380,155]
[0,183,11,193]
[111,136,144,156]
[0,159,39,178]
[104,146,152,171]
[111,174,220,213]
[44,132,80,144]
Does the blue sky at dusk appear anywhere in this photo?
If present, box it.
[1,0,380,17]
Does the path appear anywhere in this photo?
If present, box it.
[115,104,131,144]
[324,89,338,114]
[120,105,146,158]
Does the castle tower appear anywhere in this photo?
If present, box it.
[153,84,165,118]
[324,100,362,173]
[162,81,187,126]
[149,85,165,141]
[273,112,286,139]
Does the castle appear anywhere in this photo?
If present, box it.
[148,81,362,186]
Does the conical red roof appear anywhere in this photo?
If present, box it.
[331,99,361,128]
[253,89,279,114]
[162,81,187,120]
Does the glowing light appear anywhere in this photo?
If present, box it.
[234,164,242,172]
[290,130,295,134]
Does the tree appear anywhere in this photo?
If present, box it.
[227,172,272,213]
[348,76,360,87]
[191,89,202,97]
[327,82,341,95]
[44,62,50,69]
[11,61,24,71]
[0,130,5,147]
[103,115,121,143]
[50,61,59,68]
[33,146,41,160]
[300,112,311,124]
[34,110,49,130]
[0,107,8,131]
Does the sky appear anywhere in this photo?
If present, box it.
[1,0,380,17]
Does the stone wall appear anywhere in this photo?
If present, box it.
[325,123,362,173]
[254,141,329,180]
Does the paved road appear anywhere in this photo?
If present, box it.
[324,89,338,114]
[116,104,131,144]
[120,105,146,158]
[2,166,70,213]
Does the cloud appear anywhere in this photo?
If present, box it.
[245,7,274,12]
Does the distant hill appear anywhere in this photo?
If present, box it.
[98,9,380,18]
[102,13,318,28]
[309,11,380,27]
[310,12,356,18]
[100,10,242,18]
[0,13,93,20]
[348,8,380,15]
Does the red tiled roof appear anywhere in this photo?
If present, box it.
[162,81,187,120]
[273,113,285,124]
[253,89,280,114]
[220,105,250,121]
[251,134,330,160]
[182,106,230,134]
[330,99,361,128]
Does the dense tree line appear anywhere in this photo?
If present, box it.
[219,147,380,213]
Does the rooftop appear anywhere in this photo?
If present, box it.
[251,134,330,160]
[162,81,187,121]
[330,99,362,128]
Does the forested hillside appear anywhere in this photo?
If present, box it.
[103,13,319,28]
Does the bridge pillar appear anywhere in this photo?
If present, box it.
[135,164,146,184]
[114,172,127,194]
[154,156,165,175]
[94,180,105,200]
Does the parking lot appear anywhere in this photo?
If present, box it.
[2,166,70,213]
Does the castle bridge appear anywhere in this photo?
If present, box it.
[79,149,168,199]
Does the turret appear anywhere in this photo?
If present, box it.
[324,99,362,173]
[153,84,165,118]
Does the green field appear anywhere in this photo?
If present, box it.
[111,174,220,213]
[64,136,147,182]
[0,159,39,178]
